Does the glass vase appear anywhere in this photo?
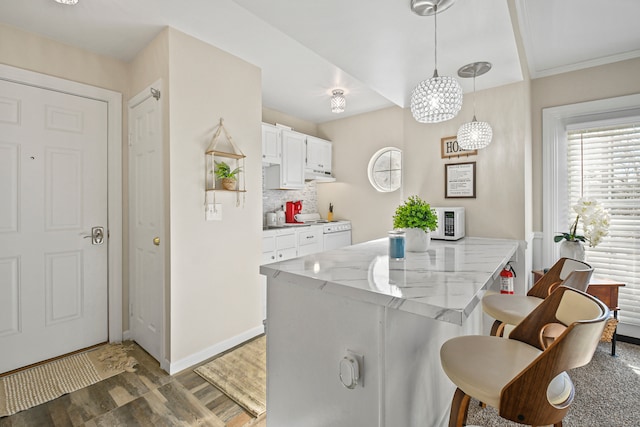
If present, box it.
[559,240,585,261]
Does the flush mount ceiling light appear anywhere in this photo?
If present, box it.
[456,61,493,150]
[331,89,346,114]
[410,0,462,124]
[55,0,79,4]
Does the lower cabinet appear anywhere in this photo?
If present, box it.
[296,226,323,257]
[262,230,297,264]
[261,225,325,321]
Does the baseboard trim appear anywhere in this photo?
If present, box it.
[167,325,265,375]
[617,334,640,346]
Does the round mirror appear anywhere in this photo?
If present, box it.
[367,147,402,192]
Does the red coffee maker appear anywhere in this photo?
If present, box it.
[285,200,302,223]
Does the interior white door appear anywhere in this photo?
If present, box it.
[0,79,108,374]
[128,86,164,363]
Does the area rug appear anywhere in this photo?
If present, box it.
[465,341,640,426]
[194,335,266,418]
[0,343,137,417]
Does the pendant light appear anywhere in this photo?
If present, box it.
[456,61,493,150]
[410,0,462,124]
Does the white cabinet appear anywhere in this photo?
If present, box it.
[262,229,297,264]
[261,123,280,164]
[296,225,323,256]
[305,136,332,174]
[264,129,306,190]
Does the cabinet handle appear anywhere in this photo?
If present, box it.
[306,235,313,239]
[279,254,283,258]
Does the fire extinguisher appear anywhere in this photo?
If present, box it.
[500,263,516,294]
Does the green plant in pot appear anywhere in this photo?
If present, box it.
[214,160,242,191]
[393,195,438,252]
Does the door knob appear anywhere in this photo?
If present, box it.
[153,237,160,246]
[82,226,104,245]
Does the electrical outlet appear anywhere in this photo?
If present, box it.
[206,203,222,221]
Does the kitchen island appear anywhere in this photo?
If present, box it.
[260,237,519,427]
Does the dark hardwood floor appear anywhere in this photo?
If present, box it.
[0,341,266,427]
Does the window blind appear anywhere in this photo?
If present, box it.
[567,124,640,327]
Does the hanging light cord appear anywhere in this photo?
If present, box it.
[472,72,477,120]
[433,4,439,75]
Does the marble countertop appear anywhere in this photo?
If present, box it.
[260,237,519,325]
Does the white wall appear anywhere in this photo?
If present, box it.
[318,107,405,243]
[167,29,263,368]
[318,82,531,244]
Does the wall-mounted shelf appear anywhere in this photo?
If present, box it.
[205,119,246,206]
[205,150,246,192]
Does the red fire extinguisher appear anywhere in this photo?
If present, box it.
[500,264,515,294]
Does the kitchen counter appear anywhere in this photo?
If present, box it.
[261,236,520,427]
[262,223,310,231]
[260,236,518,325]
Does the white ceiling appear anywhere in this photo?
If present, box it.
[1,0,639,124]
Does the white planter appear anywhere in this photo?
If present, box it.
[559,240,585,261]
[404,228,431,252]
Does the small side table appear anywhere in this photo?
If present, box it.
[533,270,624,356]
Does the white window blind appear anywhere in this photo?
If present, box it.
[567,123,640,328]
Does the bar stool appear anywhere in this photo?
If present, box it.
[441,286,609,427]
[482,257,592,337]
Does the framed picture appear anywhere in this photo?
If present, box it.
[445,162,476,198]
[441,135,477,159]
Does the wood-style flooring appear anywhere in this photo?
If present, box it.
[0,341,266,427]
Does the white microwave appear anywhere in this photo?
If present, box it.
[431,207,465,240]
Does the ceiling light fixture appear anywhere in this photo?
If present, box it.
[410,0,462,124]
[55,0,79,4]
[331,89,346,114]
[456,61,493,150]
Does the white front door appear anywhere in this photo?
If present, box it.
[0,79,108,374]
[128,84,164,364]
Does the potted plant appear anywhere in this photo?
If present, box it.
[393,195,438,252]
[214,160,242,191]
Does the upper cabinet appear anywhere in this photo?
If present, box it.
[262,123,281,164]
[264,128,306,189]
[305,136,332,174]
[263,123,334,188]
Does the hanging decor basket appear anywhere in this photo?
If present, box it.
[221,177,237,191]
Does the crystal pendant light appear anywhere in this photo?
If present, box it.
[456,61,493,150]
[331,89,346,114]
[410,0,462,124]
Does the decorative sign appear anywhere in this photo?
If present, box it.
[441,136,477,159]
[445,162,476,198]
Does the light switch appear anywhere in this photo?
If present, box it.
[206,203,222,221]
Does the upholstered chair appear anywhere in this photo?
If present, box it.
[482,258,592,337]
[441,286,609,427]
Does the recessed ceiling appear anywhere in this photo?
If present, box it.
[1,0,639,124]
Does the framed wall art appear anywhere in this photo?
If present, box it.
[441,135,477,159]
[445,162,476,198]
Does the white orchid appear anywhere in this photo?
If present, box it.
[555,198,610,248]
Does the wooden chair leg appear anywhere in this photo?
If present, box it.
[490,320,505,337]
[449,387,471,427]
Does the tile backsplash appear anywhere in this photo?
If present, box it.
[262,167,318,217]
